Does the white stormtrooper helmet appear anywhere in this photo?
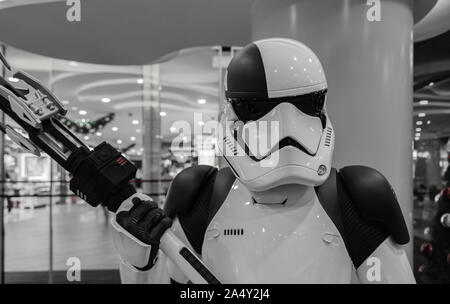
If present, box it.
[219,38,334,192]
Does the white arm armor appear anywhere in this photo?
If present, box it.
[356,237,416,284]
[111,193,171,284]
[111,193,195,284]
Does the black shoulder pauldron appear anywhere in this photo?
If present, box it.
[339,166,410,245]
[316,166,409,268]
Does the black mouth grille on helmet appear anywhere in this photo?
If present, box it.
[229,89,327,127]
[233,130,316,162]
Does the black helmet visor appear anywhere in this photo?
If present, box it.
[230,89,327,125]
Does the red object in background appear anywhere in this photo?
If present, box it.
[420,242,434,259]
[441,187,450,200]
[418,265,426,273]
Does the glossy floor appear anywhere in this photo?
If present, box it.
[4,201,120,272]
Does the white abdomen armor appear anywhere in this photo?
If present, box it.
[201,181,353,283]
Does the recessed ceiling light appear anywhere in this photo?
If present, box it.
[79,110,87,115]
[416,128,422,132]
[71,106,78,111]
[160,112,167,117]
[429,82,434,87]
[96,132,102,136]
[198,121,205,126]
[415,133,421,137]
[416,121,423,125]
[414,137,420,141]
[136,129,141,133]
[198,99,206,105]
[418,113,426,117]
[427,120,431,125]
[169,126,177,133]
[8,77,19,83]
[101,97,111,103]
[137,78,144,84]
[419,100,429,105]
[130,136,136,141]
[81,118,86,123]
[117,139,123,144]
[132,120,139,125]
[84,136,90,140]
[112,127,118,132]
[69,61,79,67]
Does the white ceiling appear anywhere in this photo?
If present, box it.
[0,0,252,65]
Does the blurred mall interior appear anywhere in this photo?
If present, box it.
[0,0,449,284]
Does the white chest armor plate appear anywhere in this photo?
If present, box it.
[201,181,353,283]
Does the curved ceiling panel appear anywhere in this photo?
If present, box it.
[414,0,450,42]
[414,0,438,24]
[0,0,252,65]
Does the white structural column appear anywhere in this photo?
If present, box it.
[252,0,414,259]
[142,65,162,202]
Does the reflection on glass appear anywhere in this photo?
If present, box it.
[412,139,450,283]
[1,45,223,283]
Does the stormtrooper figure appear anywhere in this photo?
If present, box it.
[112,38,416,283]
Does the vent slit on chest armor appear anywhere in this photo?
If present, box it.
[324,127,333,147]
[224,228,244,236]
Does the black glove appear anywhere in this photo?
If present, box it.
[116,197,173,270]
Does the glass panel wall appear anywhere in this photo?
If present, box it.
[2,48,53,283]
[412,136,450,283]
[0,45,225,283]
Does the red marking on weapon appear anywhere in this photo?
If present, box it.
[117,157,127,166]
